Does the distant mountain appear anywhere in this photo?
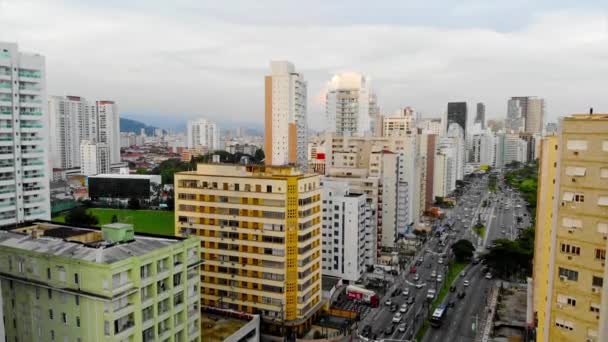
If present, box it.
[120,117,163,135]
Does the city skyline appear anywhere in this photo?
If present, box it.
[1,1,606,130]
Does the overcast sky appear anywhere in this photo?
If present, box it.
[1,0,607,131]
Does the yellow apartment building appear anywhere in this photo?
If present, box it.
[535,113,608,342]
[532,135,558,342]
[174,163,323,337]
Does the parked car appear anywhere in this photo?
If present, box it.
[385,299,392,306]
[402,288,410,297]
[398,324,407,332]
[392,289,400,297]
[460,270,467,277]
[463,280,470,287]
[415,282,424,289]
[390,304,398,312]
[413,274,420,281]
[392,312,402,323]
[400,304,408,313]
[407,296,415,305]
[485,273,493,279]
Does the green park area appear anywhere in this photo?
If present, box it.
[53,208,175,236]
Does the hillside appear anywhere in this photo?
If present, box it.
[120,117,163,135]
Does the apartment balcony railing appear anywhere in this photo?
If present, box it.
[20,123,43,128]
[19,86,41,91]
[0,83,10,89]
[18,71,41,78]
[19,99,42,104]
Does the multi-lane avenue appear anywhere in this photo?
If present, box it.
[355,171,530,342]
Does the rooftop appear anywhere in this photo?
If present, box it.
[89,173,161,180]
[0,221,185,264]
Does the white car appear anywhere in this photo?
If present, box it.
[426,289,436,299]
[463,280,470,287]
[415,282,425,289]
[402,288,410,296]
[385,299,392,306]
[398,324,407,332]
[413,274,420,281]
[437,275,443,283]
[392,312,402,323]
[460,271,466,277]
[485,273,493,279]
[399,304,408,313]
[438,259,444,264]
[431,271,437,278]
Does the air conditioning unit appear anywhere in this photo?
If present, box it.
[586,338,594,342]
[560,275,568,281]
[592,287,599,293]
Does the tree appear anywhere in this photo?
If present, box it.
[451,239,475,262]
[65,207,98,226]
[128,197,140,210]
[253,149,265,163]
[483,227,534,279]
[111,214,118,223]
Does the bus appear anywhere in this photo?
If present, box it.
[429,304,448,327]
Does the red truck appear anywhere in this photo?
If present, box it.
[346,285,379,308]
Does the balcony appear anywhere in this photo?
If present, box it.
[20,111,42,117]
[18,70,41,79]
[0,124,12,133]
[24,209,47,219]
[0,217,16,226]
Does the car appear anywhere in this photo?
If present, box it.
[392,289,401,297]
[362,325,372,337]
[410,266,417,274]
[449,285,456,292]
[384,325,395,335]
[460,270,467,277]
[437,275,443,283]
[390,304,398,312]
[501,230,506,234]
[463,280,470,287]
[385,299,392,306]
[426,289,436,299]
[448,301,455,308]
[457,291,466,299]
[400,304,408,313]
[402,288,410,297]
[415,282,424,289]
[431,270,437,278]
[485,273,493,279]
[392,312,402,323]
[398,323,407,332]
[438,258,444,264]
[407,296,415,305]
[413,274,420,281]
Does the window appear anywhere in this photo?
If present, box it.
[560,243,580,255]
[75,295,79,306]
[57,267,66,282]
[558,267,578,281]
[76,316,80,327]
[567,140,588,151]
[565,166,586,176]
[562,217,583,229]
[574,193,585,202]
[562,192,574,202]
[603,141,608,151]
[49,309,54,319]
[598,222,608,234]
[601,168,608,179]
[61,313,67,324]
[48,289,52,299]
[74,273,79,284]
[555,318,574,331]
[47,267,51,279]
[557,294,576,306]
[50,330,55,340]
[595,249,606,260]
[589,304,601,314]
[598,196,608,206]
[266,185,272,193]
[592,276,603,287]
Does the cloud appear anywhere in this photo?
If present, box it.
[1,0,607,130]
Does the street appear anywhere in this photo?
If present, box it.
[355,171,529,342]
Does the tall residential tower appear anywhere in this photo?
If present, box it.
[264,61,307,167]
[326,72,372,137]
[0,42,50,224]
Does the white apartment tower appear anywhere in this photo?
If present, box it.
[49,96,120,168]
[79,140,110,176]
[186,118,219,151]
[321,180,372,282]
[326,72,371,137]
[96,101,120,164]
[264,61,307,167]
[0,42,50,224]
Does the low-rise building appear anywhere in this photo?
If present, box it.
[88,173,162,205]
[0,221,201,342]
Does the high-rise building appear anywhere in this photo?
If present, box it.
[79,140,110,176]
[0,221,202,342]
[186,118,220,151]
[533,113,608,342]
[326,72,371,137]
[506,96,545,134]
[475,102,485,129]
[532,135,558,342]
[174,164,322,336]
[0,42,50,224]
[382,107,416,137]
[320,179,372,282]
[420,133,437,211]
[96,101,120,164]
[419,118,442,135]
[264,61,307,167]
[446,102,467,136]
[369,93,383,137]
[49,96,121,168]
